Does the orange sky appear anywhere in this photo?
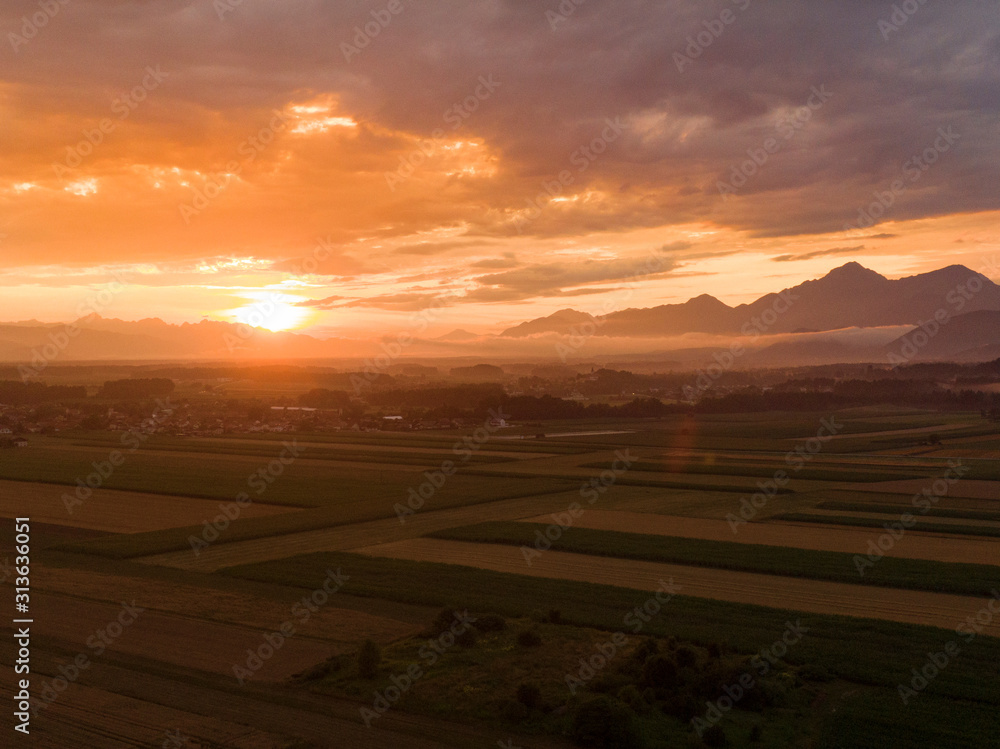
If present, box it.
[2,1,998,336]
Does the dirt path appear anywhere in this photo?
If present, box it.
[353,538,1000,636]
[516,510,1000,566]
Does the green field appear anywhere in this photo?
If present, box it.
[426,522,1000,597]
[771,513,1000,539]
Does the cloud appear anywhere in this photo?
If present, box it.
[469,254,679,301]
[772,245,865,262]
[0,0,996,325]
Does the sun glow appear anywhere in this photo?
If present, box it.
[229,293,314,332]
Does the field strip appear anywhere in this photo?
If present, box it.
[353,538,1000,636]
[19,590,341,681]
[798,423,972,441]
[803,508,1000,528]
[0,675,288,749]
[848,478,1000,499]
[0,479,294,533]
[516,510,999,566]
[181,436,562,460]
[22,565,418,645]
[4,648,556,749]
[137,490,584,572]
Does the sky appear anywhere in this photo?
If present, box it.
[1,0,998,337]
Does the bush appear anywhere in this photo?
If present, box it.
[357,640,381,679]
[548,609,563,624]
[675,645,699,669]
[473,614,507,632]
[640,654,678,690]
[430,608,460,636]
[616,685,648,714]
[293,654,348,682]
[571,696,638,748]
[799,663,834,682]
[702,725,728,747]
[517,630,542,647]
[631,637,659,663]
[516,682,542,710]
[498,698,529,722]
[456,626,478,648]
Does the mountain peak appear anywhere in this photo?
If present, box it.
[823,262,885,282]
[686,293,727,308]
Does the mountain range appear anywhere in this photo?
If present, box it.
[1,263,998,366]
[500,262,1000,338]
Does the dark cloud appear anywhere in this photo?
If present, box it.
[1,0,996,268]
[771,245,865,262]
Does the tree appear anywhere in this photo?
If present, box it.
[570,696,637,748]
[357,640,381,679]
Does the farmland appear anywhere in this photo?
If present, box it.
[3,400,999,747]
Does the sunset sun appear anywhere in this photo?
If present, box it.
[230,294,313,332]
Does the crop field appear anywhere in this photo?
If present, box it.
[848,477,1000,499]
[0,479,294,533]
[221,550,1000,705]
[517,510,1000,566]
[6,406,999,747]
[348,537,1000,636]
[427,521,1000,596]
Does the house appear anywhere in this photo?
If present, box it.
[13,437,28,448]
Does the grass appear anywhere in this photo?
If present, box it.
[426,522,1000,597]
[771,513,1000,539]
[591,460,931,483]
[817,501,1000,522]
[818,688,1000,748]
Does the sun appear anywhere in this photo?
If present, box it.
[230,293,314,332]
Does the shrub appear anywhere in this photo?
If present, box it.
[640,654,678,690]
[473,614,507,632]
[430,607,460,635]
[548,609,563,624]
[357,640,381,679]
[631,637,659,663]
[571,696,638,748]
[294,654,348,682]
[516,682,542,710]
[616,685,648,714]
[675,644,699,669]
[456,626,478,648]
[799,663,834,682]
[517,629,542,647]
[702,725,728,747]
[499,698,529,722]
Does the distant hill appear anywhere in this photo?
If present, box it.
[0,315,354,363]
[449,363,505,381]
[502,263,1000,338]
[434,329,481,342]
[501,309,597,337]
[886,310,1000,362]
